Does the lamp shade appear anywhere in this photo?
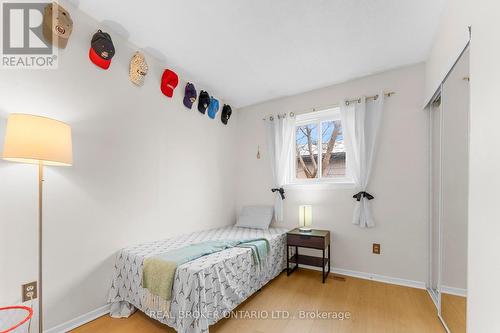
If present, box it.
[2,114,72,166]
[299,205,312,228]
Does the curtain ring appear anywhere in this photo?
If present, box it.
[357,98,361,103]
[269,116,274,121]
[290,112,295,117]
[345,101,350,106]
[374,94,379,100]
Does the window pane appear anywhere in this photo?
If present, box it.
[295,124,319,179]
[321,120,346,178]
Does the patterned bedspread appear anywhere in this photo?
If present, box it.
[108,225,288,333]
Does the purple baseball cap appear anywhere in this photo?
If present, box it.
[183,82,197,109]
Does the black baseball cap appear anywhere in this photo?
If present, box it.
[221,104,232,125]
[89,30,115,69]
[198,90,210,114]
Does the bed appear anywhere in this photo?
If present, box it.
[108,225,288,333]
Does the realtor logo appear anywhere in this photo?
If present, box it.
[1,1,57,69]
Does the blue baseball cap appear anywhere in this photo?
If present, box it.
[207,97,220,119]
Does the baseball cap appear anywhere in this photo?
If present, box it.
[183,83,197,109]
[198,91,210,114]
[42,3,73,49]
[160,69,179,97]
[207,97,220,119]
[221,104,232,125]
[129,52,148,86]
[89,30,115,69]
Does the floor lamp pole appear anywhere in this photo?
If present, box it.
[38,161,44,333]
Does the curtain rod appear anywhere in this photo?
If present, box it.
[262,91,395,121]
[262,112,296,121]
[345,91,396,106]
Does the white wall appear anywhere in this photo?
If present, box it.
[468,0,500,330]
[235,64,429,284]
[424,0,471,105]
[0,2,237,329]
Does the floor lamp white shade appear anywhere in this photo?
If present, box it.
[2,114,73,333]
[3,114,72,165]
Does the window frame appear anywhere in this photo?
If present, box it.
[288,107,354,188]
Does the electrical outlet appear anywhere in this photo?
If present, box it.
[22,281,37,302]
[372,243,381,254]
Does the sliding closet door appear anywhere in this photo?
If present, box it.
[429,96,442,303]
[440,48,469,333]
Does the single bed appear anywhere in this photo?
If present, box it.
[108,225,288,333]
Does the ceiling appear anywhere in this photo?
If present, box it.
[75,0,446,108]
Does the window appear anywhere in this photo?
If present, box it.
[292,108,351,185]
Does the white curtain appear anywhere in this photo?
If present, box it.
[340,94,384,228]
[266,114,295,222]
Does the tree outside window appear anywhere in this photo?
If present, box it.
[294,110,347,181]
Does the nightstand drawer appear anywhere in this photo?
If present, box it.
[287,234,326,249]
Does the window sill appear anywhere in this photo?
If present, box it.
[284,181,356,190]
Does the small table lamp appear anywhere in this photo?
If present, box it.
[299,205,312,232]
[2,114,72,333]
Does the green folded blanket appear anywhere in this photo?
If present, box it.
[142,238,269,302]
[236,239,269,266]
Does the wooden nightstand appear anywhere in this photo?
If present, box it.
[286,228,331,283]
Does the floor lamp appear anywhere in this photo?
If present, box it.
[2,114,73,333]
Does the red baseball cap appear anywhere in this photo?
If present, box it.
[89,48,110,69]
[89,30,115,70]
[160,69,179,97]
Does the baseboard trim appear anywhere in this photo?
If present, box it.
[427,288,439,309]
[296,264,426,289]
[440,285,467,297]
[330,267,426,289]
[44,304,110,333]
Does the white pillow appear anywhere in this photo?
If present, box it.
[236,205,274,230]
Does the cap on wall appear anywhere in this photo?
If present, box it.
[207,97,220,119]
[221,104,232,125]
[198,91,210,114]
[89,30,115,70]
[129,52,148,86]
[183,83,197,109]
[160,69,179,97]
[43,3,73,49]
